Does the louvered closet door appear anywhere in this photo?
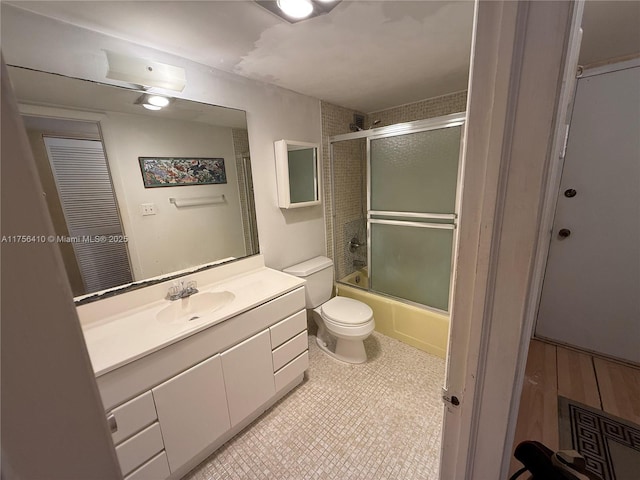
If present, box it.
[44,137,132,292]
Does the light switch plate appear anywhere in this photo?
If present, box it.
[141,203,156,216]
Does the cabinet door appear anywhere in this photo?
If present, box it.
[152,354,230,473]
[221,330,275,427]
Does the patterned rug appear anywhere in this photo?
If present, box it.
[558,397,640,480]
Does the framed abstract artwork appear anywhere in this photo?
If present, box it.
[139,157,227,187]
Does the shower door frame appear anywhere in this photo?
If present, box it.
[329,112,466,314]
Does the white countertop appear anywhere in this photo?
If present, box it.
[81,267,305,377]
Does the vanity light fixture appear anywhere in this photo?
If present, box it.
[136,94,172,111]
[256,0,342,23]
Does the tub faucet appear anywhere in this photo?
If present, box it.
[349,237,366,253]
[167,280,199,301]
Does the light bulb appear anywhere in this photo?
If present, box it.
[147,95,170,107]
[277,0,313,19]
[142,104,162,111]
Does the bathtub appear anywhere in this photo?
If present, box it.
[337,269,449,359]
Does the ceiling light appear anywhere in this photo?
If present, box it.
[146,95,170,108]
[136,93,172,111]
[277,0,313,19]
[256,0,341,24]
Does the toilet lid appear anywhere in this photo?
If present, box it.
[321,297,373,326]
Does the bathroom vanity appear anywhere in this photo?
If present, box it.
[78,256,309,480]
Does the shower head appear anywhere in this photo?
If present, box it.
[349,120,379,132]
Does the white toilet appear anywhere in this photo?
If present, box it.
[284,256,375,364]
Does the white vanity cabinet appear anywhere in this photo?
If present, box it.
[93,283,308,480]
[152,354,231,473]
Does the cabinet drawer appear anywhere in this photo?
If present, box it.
[124,451,170,480]
[109,391,157,445]
[270,310,306,349]
[272,331,308,372]
[115,422,164,476]
[274,351,309,392]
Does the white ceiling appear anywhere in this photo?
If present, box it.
[579,1,640,66]
[4,1,640,113]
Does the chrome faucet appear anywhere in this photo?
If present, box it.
[349,237,366,253]
[167,280,199,301]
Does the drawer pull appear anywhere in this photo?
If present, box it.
[107,413,118,433]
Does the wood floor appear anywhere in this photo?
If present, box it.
[509,339,640,476]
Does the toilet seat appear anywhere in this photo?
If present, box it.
[321,297,373,327]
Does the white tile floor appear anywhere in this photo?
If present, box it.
[185,331,445,480]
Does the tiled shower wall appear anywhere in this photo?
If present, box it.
[321,90,467,280]
[332,139,367,280]
[320,102,367,272]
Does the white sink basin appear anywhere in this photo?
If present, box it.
[157,291,235,324]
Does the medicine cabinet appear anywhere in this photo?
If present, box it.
[274,140,321,209]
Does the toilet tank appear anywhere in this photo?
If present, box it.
[283,256,334,308]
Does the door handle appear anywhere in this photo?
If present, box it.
[107,413,118,433]
[558,228,571,238]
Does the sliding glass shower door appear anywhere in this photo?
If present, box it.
[368,119,463,312]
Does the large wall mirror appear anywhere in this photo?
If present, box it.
[7,66,259,302]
